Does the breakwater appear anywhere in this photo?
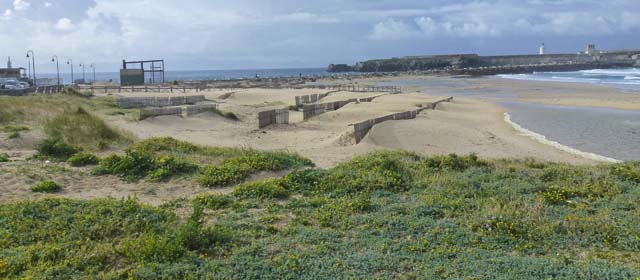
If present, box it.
[330,50,640,75]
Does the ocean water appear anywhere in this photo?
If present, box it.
[34,68,333,84]
[498,68,640,91]
[377,73,640,162]
[502,102,640,161]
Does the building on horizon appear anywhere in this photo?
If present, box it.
[539,43,546,55]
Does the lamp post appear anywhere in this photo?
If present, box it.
[26,50,36,87]
[79,63,86,83]
[66,59,74,84]
[51,55,60,86]
[90,63,96,83]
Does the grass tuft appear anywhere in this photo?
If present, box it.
[31,180,63,193]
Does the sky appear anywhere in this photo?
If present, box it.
[1,0,639,72]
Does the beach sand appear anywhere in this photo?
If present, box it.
[109,87,595,168]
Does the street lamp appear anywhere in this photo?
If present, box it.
[66,59,74,84]
[89,63,96,83]
[26,50,36,87]
[79,63,86,83]
[51,55,60,86]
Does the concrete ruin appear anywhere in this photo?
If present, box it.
[352,97,453,143]
[116,95,205,109]
[302,97,377,120]
[138,104,219,120]
[258,109,289,128]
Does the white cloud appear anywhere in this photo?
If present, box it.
[13,0,30,11]
[370,19,417,40]
[44,2,53,8]
[54,18,75,31]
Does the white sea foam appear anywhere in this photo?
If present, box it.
[503,112,622,163]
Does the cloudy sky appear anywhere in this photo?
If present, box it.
[1,0,639,72]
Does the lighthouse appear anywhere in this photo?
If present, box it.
[539,43,546,55]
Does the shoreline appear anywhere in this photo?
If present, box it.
[503,112,621,163]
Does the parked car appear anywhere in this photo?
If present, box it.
[1,80,19,90]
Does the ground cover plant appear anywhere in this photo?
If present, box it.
[30,180,63,193]
[1,151,639,279]
[92,137,313,184]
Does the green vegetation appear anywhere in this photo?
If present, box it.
[92,150,198,182]
[66,152,99,167]
[92,137,312,185]
[31,180,63,193]
[60,86,93,98]
[0,153,9,162]
[35,137,80,161]
[45,107,129,150]
[2,150,640,278]
[0,94,132,150]
[1,125,30,139]
[232,178,289,199]
[0,198,232,279]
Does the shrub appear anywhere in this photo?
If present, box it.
[67,152,99,167]
[31,180,63,193]
[194,194,234,210]
[610,163,640,183]
[316,151,414,195]
[119,232,186,263]
[60,86,93,98]
[416,153,488,172]
[232,179,289,199]
[280,169,327,194]
[149,156,199,181]
[0,153,8,162]
[92,151,197,182]
[199,164,249,187]
[35,138,80,161]
[199,152,312,187]
[2,125,29,139]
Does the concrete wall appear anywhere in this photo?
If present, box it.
[138,104,219,120]
[258,109,289,128]
[185,104,218,116]
[294,92,332,106]
[139,106,183,120]
[117,95,205,108]
[302,97,377,120]
[353,97,453,143]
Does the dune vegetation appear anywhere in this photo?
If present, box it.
[0,92,133,151]
[1,149,639,279]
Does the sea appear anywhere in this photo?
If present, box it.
[379,68,640,162]
[498,68,640,92]
[35,68,332,84]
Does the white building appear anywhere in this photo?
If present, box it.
[539,43,546,55]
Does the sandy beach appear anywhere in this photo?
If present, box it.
[106,83,597,168]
